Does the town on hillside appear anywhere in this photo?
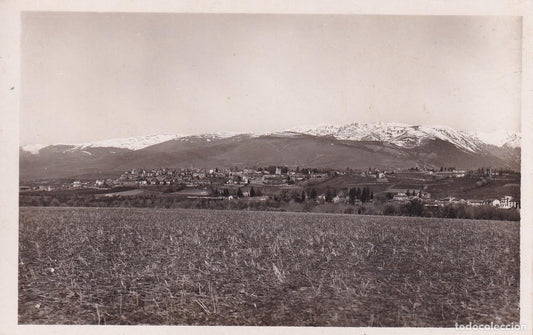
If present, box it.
[20,165,520,212]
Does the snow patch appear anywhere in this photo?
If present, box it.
[71,134,185,151]
[21,144,48,154]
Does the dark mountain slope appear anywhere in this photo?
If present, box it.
[20,134,512,181]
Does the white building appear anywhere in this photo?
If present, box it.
[499,196,518,209]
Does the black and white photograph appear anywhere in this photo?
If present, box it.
[1,3,532,333]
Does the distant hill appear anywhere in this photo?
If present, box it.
[20,122,520,181]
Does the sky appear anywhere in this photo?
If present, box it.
[21,13,522,145]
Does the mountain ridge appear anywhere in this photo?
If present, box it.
[21,122,521,154]
[19,122,521,181]
[288,122,520,152]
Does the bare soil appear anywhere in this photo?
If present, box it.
[18,207,519,326]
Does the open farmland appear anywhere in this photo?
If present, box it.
[19,207,519,326]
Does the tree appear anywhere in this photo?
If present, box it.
[279,190,290,202]
[325,189,333,203]
[348,188,357,205]
[223,189,230,197]
[237,188,244,198]
[361,187,370,203]
[250,187,256,197]
[290,190,303,203]
[310,188,317,199]
[401,199,425,216]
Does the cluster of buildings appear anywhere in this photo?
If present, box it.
[118,168,215,187]
[435,196,519,209]
[114,167,332,188]
[360,169,391,183]
[20,166,336,192]
[387,188,432,201]
[385,189,519,209]
[486,196,520,209]
[19,165,520,211]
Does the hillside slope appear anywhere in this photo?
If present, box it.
[20,133,514,181]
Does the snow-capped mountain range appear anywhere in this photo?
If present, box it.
[289,122,521,152]
[21,122,520,154]
[20,122,522,181]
